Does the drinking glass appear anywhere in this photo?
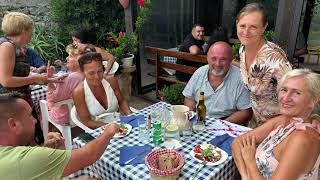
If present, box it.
[164,120,180,141]
[192,121,205,134]
[181,120,193,140]
[138,118,149,144]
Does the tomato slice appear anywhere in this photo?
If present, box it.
[193,145,202,153]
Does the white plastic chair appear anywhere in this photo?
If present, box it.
[39,99,73,150]
[70,106,94,132]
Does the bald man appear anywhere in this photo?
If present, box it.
[183,41,252,124]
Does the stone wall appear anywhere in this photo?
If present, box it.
[0,0,53,30]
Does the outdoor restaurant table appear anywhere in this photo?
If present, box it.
[68,102,250,180]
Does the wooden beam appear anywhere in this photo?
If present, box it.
[274,0,304,64]
[124,0,133,34]
[287,0,304,63]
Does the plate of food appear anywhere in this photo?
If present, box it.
[190,144,228,166]
[114,123,132,138]
[53,71,69,78]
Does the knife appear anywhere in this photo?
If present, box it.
[123,149,149,164]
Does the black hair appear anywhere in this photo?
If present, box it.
[192,23,204,30]
[69,29,96,44]
[205,26,229,54]
[78,52,104,71]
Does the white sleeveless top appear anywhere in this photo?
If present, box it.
[84,78,119,117]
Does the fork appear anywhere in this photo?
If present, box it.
[191,160,207,179]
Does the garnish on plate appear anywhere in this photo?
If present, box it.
[193,144,222,162]
[117,123,129,136]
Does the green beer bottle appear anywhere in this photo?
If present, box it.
[197,92,206,124]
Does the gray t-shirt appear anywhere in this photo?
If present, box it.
[183,65,251,119]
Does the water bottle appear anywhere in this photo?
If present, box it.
[152,120,163,145]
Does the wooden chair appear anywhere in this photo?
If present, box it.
[145,46,207,97]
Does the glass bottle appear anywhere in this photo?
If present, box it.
[196,92,206,124]
[152,120,163,145]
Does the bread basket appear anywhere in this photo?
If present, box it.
[145,149,184,180]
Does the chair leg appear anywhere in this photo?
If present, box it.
[60,126,73,150]
[42,118,49,140]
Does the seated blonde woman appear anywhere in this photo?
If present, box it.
[232,69,320,180]
[47,44,85,125]
[73,52,131,129]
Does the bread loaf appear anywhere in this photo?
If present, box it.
[158,153,178,170]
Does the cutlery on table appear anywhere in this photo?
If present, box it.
[126,117,137,124]
[123,149,149,165]
[191,160,207,179]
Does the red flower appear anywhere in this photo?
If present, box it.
[137,0,144,7]
[118,31,125,37]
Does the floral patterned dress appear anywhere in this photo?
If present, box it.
[255,118,320,180]
[239,41,292,126]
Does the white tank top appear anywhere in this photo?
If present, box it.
[83,78,119,117]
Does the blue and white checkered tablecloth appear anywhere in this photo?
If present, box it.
[31,86,47,117]
[68,102,251,180]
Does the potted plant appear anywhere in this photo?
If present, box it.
[159,83,185,105]
[106,32,138,68]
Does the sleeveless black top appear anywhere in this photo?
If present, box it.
[0,37,32,105]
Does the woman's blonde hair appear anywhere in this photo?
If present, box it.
[278,69,320,98]
[236,3,268,26]
[66,44,80,56]
[1,12,33,36]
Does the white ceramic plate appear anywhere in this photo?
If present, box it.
[163,139,182,149]
[53,71,69,78]
[190,144,228,166]
[114,123,132,138]
[96,112,120,123]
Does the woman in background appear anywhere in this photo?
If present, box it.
[236,3,292,127]
[47,44,85,125]
[70,29,116,75]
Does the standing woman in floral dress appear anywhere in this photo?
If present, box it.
[236,3,292,127]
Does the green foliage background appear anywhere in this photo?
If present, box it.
[50,0,125,48]
[159,83,185,105]
[29,25,65,63]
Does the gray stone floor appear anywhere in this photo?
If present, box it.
[127,95,154,110]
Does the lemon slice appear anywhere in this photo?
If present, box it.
[166,124,179,132]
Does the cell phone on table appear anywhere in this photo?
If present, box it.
[78,133,95,143]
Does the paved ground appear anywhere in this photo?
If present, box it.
[127,95,154,110]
